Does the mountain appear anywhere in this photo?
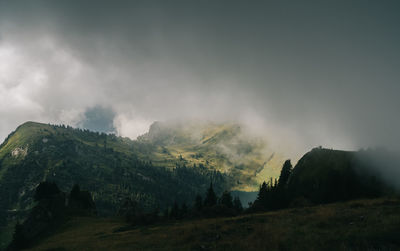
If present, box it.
[287,147,394,204]
[0,120,283,248]
[2,123,398,249]
[137,120,285,190]
[247,147,398,213]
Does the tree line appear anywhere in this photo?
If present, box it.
[118,182,244,226]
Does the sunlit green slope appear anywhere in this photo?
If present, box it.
[0,121,283,226]
[138,121,285,191]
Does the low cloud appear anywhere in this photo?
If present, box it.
[0,1,399,161]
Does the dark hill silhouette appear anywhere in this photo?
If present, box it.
[250,147,396,212]
[288,147,390,204]
[7,182,96,250]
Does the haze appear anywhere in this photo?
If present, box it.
[1,1,399,159]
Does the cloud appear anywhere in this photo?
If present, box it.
[0,1,399,159]
[113,113,153,139]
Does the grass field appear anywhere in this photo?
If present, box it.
[27,197,400,251]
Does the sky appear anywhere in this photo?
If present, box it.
[0,0,399,158]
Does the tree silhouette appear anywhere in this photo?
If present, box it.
[34,181,61,201]
[181,202,188,217]
[170,201,180,219]
[255,181,268,208]
[70,184,81,199]
[11,222,28,249]
[278,160,292,188]
[203,182,217,207]
[194,194,203,211]
[219,191,233,208]
[233,196,243,212]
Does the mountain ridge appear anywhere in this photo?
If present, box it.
[0,120,282,248]
[1,122,398,249]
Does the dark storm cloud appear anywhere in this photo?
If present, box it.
[0,0,400,158]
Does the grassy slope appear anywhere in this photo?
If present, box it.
[0,121,284,191]
[0,121,135,155]
[28,197,400,251]
[0,121,277,248]
[139,121,285,191]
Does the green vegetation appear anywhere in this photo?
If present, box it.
[26,197,400,250]
[0,121,238,215]
[137,121,284,190]
[8,182,96,250]
[116,182,243,228]
[2,121,399,250]
[0,121,274,249]
[249,147,395,213]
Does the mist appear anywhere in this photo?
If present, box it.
[1,0,400,161]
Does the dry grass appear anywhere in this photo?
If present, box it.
[28,197,400,251]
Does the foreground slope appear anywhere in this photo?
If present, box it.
[27,197,400,251]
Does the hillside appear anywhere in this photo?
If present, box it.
[26,197,400,250]
[0,122,220,216]
[137,121,285,190]
[0,121,281,216]
[0,120,281,248]
[2,126,399,250]
[287,147,393,204]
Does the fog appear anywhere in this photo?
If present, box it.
[1,1,399,160]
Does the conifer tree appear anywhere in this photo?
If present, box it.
[278,160,292,188]
[219,191,233,208]
[203,182,217,207]
[181,202,188,217]
[233,196,243,212]
[70,184,81,199]
[11,222,28,249]
[34,181,61,201]
[194,194,203,211]
[170,201,180,219]
[252,181,268,211]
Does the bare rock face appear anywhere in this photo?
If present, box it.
[11,146,28,158]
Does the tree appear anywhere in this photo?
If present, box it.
[118,198,138,221]
[278,160,292,188]
[203,183,217,207]
[194,194,203,211]
[219,191,233,208]
[251,181,271,211]
[170,201,180,219]
[68,184,96,214]
[70,184,81,199]
[256,182,268,204]
[11,222,28,249]
[181,202,188,217]
[233,196,243,212]
[34,181,61,201]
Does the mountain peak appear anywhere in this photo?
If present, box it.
[0,121,52,160]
